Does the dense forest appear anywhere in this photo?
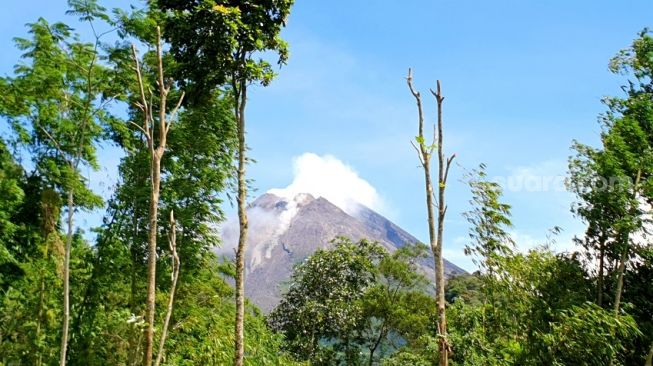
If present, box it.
[0,1,652,365]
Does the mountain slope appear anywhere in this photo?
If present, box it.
[220,192,466,312]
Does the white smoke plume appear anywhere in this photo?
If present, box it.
[268,152,385,216]
[217,153,386,264]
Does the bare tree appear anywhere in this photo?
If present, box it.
[130,26,184,366]
[407,69,455,366]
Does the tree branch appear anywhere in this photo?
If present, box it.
[39,126,71,166]
[166,92,185,135]
[443,153,456,185]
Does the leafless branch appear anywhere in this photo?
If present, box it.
[39,126,70,165]
[128,121,149,136]
[443,153,456,185]
[411,140,425,166]
[131,44,149,136]
[166,92,185,135]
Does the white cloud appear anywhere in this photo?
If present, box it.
[268,152,386,216]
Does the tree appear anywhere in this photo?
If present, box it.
[270,238,434,365]
[0,2,117,362]
[360,243,434,365]
[269,238,382,364]
[463,164,515,274]
[406,69,455,365]
[154,2,294,364]
[570,29,653,364]
[128,26,185,366]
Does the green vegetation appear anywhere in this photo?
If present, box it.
[0,1,652,365]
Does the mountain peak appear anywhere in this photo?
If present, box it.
[252,192,316,210]
[220,193,466,312]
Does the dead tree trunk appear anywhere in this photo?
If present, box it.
[407,69,455,366]
[131,26,184,366]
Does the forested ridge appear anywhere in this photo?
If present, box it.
[0,1,652,365]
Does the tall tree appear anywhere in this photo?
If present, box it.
[128,26,185,366]
[406,69,455,365]
[569,29,653,364]
[154,2,294,364]
[0,2,116,362]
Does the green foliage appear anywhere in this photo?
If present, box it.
[269,238,383,364]
[568,29,653,363]
[0,15,116,207]
[269,238,435,365]
[570,29,653,302]
[1,2,652,366]
[622,246,653,364]
[541,302,640,366]
[0,139,25,270]
[445,273,482,305]
[0,231,93,365]
[463,163,515,273]
[444,248,639,366]
[155,0,295,102]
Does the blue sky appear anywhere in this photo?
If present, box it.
[2,1,652,271]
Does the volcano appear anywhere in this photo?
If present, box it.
[220,192,466,312]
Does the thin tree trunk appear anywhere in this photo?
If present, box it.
[598,236,605,307]
[143,154,161,366]
[234,76,248,366]
[609,170,641,366]
[368,320,387,366]
[613,246,628,316]
[433,80,450,366]
[36,241,49,366]
[645,341,653,366]
[154,211,180,366]
[613,169,641,316]
[37,273,45,366]
[59,189,74,366]
[132,27,184,366]
[407,70,454,366]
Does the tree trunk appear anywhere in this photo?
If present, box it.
[136,26,182,366]
[143,154,161,366]
[368,321,387,366]
[609,170,641,366]
[613,169,640,317]
[36,242,49,366]
[645,341,653,366]
[154,211,179,366]
[598,236,605,307]
[234,80,248,366]
[613,245,628,316]
[59,188,74,366]
[434,80,449,366]
[407,71,453,366]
